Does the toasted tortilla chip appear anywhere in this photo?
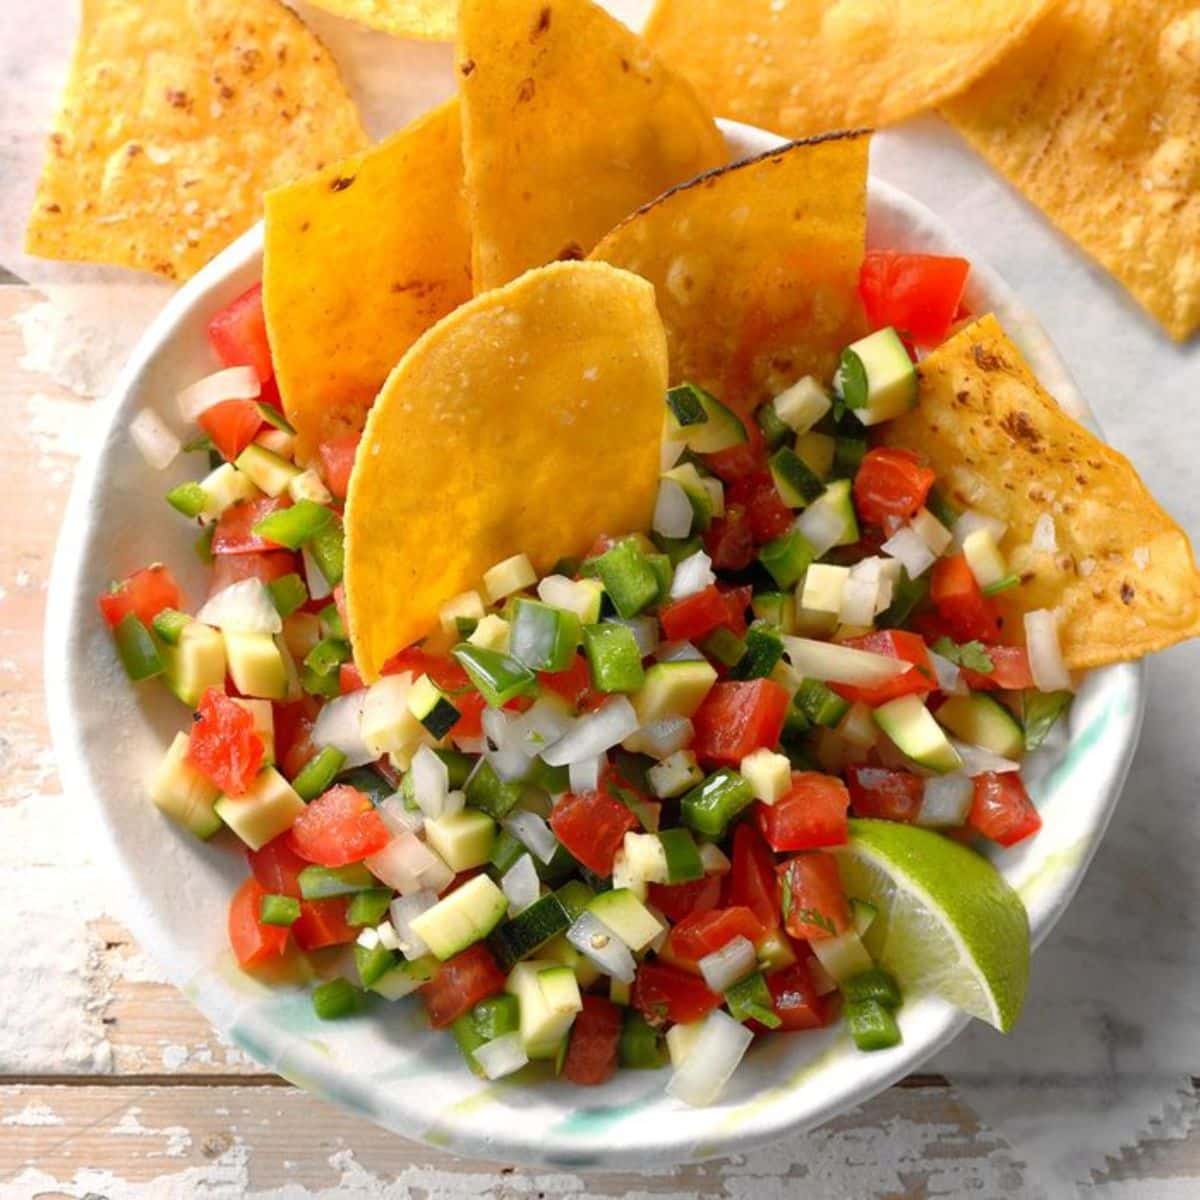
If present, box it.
[884,315,1200,669]
[945,0,1200,342]
[457,0,727,292]
[345,261,668,679]
[302,0,453,40]
[263,100,472,461]
[643,0,1055,138]
[590,132,868,421]
[25,0,366,281]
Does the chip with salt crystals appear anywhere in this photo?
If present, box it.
[457,0,727,293]
[945,0,1200,342]
[643,0,1055,139]
[25,0,367,281]
[301,0,454,40]
[591,131,868,422]
[263,99,473,462]
[345,261,668,681]
[884,314,1200,669]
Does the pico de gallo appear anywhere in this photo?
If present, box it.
[111,253,1068,1106]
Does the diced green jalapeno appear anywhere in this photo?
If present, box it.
[347,888,394,927]
[680,769,754,838]
[292,746,346,800]
[846,998,902,1051]
[588,538,660,619]
[657,828,704,883]
[166,481,208,518]
[298,863,377,900]
[259,893,301,926]
[468,761,525,820]
[267,572,308,617]
[759,529,815,589]
[452,643,537,707]
[795,678,850,727]
[582,623,645,693]
[113,613,163,681]
[307,515,345,585]
[724,970,781,1028]
[151,608,191,646]
[354,941,396,988]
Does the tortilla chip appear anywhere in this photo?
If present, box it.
[25,0,366,281]
[945,0,1200,342]
[345,261,668,680]
[590,132,868,422]
[263,100,472,461]
[457,0,727,292]
[643,0,1056,139]
[301,0,453,40]
[884,315,1200,669]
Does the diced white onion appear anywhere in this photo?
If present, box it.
[917,774,973,827]
[541,696,639,766]
[567,911,637,982]
[377,793,424,836]
[130,408,181,470]
[625,716,694,759]
[949,739,1022,777]
[356,926,380,950]
[665,1009,754,1107]
[501,854,540,915]
[368,835,452,896]
[655,640,704,663]
[474,1032,530,1080]
[1024,609,1073,692]
[910,507,953,555]
[312,690,373,768]
[952,509,1007,551]
[482,706,516,751]
[302,546,333,601]
[410,745,449,817]
[1032,513,1058,554]
[882,525,936,579]
[660,438,686,471]
[177,366,261,422]
[783,636,912,686]
[375,921,400,951]
[669,550,714,600]
[702,476,726,518]
[698,935,757,993]
[197,578,282,634]
[485,745,533,783]
[698,842,731,875]
[512,696,575,754]
[929,651,967,696]
[796,504,844,559]
[653,477,694,539]
[772,375,830,433]
[838,574,880,627]
[605,617,659,658]
[388,890,438,959]
[502,810,559,864]
[568,755,601,793]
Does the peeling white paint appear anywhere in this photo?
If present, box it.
[1,1102,63,1127]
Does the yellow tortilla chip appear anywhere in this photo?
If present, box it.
[643,0,1056,139]
[301,0,453,40]
[25,0,366,281]
[457,0,727,292]
[884,314,1200,669]
[590,132,868,422]
[945,0,1200,342]
[345,261,668,680]
[263,100,472,461]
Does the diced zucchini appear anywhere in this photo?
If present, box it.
[586,888,664,952]
[406,674,461,740]
[299,863,376,899]
[662,462,714,532]
[197,462,257,522]
[756,927,798,973]
[507,960,583,1059]
[488,893,571,968]
[646,750,704,799]
[536,575,604,624]
[540,934,602,991]
[214,767,305,850]
[666,1020,706,1067]
[371,954,438,1000]
[622,831,669,884]
[801,563,850,615]
[874,694,963,774]
[729,622,784,681]
[758,528,816,589]
[795,678,851,728]
[234,443,300,497]
[632,660,717,724]
[935,693,1024,759]
[772,376,831,433]
[467,613,511,653]
[769,447,824,508]
[739,747,791,804]
[424,809,497,871]
[801,478,859,547]
[795,430,836,481]
[962,529,1008,590]
[222,631,288,700]
[161,621,226,707]
[361,674,424,759]
[409,874,508,961]
[149,732,221,838]
[439,591,485,633]
[834,327,918,426]
[483,553,537,603]
[665,382,747,453]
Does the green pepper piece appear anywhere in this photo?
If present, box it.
[113,613,163,681]
[292,746,346,800]
[354,941,397,988]
[194,523,215,564]
[298,863,377,900]
[729,622,784,681]
[699,626,747,669]
[1022,690,1072,751]
[166,481,208,518]
[151,608,191,646]
[589,538,660,619]
[618,1011,668,1069]
[876,568,929,629]
[582,623,646,693]
[680,769,754,839]
[755,400,792,450]
[252,499,333,550]
[466,760,525,820]
[318,602,346,639]
[794,678,850,727]
[724,970,782,1028]
[305,636,351,678]
[843,967,902,1009]
[347,888,394,927]
[833,435,867,478]
[312,978,363,1020]
[759,529,816,589]
[472,993,520,1040]
[554,879,596,921]
[452,643,537,707]
[657,828,704,883]
[846,998,902,1051]
[307,514,345,586]
[259,893,300,926]
[267,572,308,618]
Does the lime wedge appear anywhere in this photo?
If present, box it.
[834,819,1030,1032]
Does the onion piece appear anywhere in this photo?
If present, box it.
[512,696,575,754]
[796,504,844,559]
[917,774,973,827]
[568,756,601,793]
[501,854,540,915]
[882,525,936,579]
[783,636,912,687]
[660,438,686,471]
[928,650,967,696]
[838,574,880,627]
[566,911,636,982]
[502,810,559,864]
[367,835,452,896]
[410,745,450,817]
[952,509,1007,551]
[655,640,704,663]
[950,739,1022,777]
[302,545,333,601]
[605,616,659,658]
[311,690,373,768]
[197,578,282,634]
[624,715,694,759]
[669,550,714,600]
[698,842,731,875]
[474,1032,530,1081]
[130,408,181,470]
[177,365,260,422]
[910,507,953,555]
[653,477,694,539]
[541,696,639,767]
[377,794,424,836]
[698,936,757,993]
[665,1009,754,1107]
[485,745,533,783]
[388,890,438,959]
[1025,609,1072,692]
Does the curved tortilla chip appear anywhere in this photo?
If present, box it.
[457,0,727,293]
[26,0,366,280]
[345,261,668,680]
[263,99,472,461]
[643,0,1055,139]
[945,0,1200,342]
[590,132,868,421]
[884,315,1200,669]
[301,0,453,40]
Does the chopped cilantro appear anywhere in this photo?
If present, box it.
[932,637,995,674]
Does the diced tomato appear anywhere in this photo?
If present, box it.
[539,653,592,707]
[338,661,365,694]
[779,852,852,940]
[756,772,850,851]
[382,646,470,692]
[666,906,768,968]
[659,584,733,643]
[830,630,937,707]
[247,834,309,897]
[705,440,764,483]
[692,679,789,767]
[960,645,1035,691]
[647,874,723,923]
[97,564,184,629]
[631,961,722,1028]
[332,583,350,630]
[563,995,624,1085]
[291,897,356,950]
[275,698,319,781]
[207,282,274,382]
[228,878,289,967]
[419,943,507,1029]
[969,772,1042,847]
[287,784,390,867]
[930,555,1004,644]
[549,790,637,876]
[704,503,756,571]
[844,764,924,823]
[186,686,264,796]
[718,584,753,637]
[728,821,780,932]
[451,690,486,740]
[209,550,297,597]
[852,448,936,528]
[317,434,361,502]
[212,497,291,555]
[731,471,794,543]
[198,398,263,463]
[765,960,833,1031]
[858,250,971,348]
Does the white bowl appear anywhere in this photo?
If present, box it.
[44,121,1144,1168]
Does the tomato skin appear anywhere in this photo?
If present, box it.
[212,497,291,556]
[969,773,1042,847]
[97,564,184,628]
[830,630,937,707]
[287,785,391,867]
[186,686,264,796]
[844,764,923,823]
[718,584,753,637]
[766,960,833,1030]
[207,282,274,382]
[317,434,361,501]
[852,448,936,528]
[229,878,290,967]
[756,772,850,851]
[729,471,794,543]
[291,897,356,950]
[338,662,365,694]
[539,653,592,708]
[563,995,624,1085]
[632,961,722,1028]
[420,943,507,1029]
[648,874,723,923]
[960,645,1035,691]
[728,821,780,932]
[858,250,970,347]
[549,790,637,876]
[692,679,790,767]
[705,440,764,483]
[247,834,309,898]
[450,690,486,739]
[704,503,756,571]
[382,647,470,692]
[930,555,1004,644]
[666,906,768,968]
[198,398,263,463]
[275,698,320,781]
[779,852,852,940]
[659,584,733,643]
